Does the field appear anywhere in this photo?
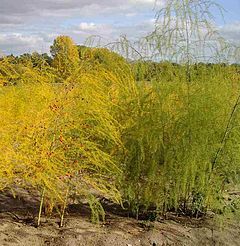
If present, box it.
[0,1,240,244]
[0,41,240,245]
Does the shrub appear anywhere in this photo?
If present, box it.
[117,64,240,218]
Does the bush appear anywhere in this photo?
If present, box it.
[117,64,240,218]
[0,59,130,224]
[1,36,240,224]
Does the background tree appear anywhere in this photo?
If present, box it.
[50,36,80,80]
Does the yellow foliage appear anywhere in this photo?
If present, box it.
[51,36,80,79]
[1,35,240,223]
[0,59,133,215]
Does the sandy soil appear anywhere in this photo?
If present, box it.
[0,189,239,246]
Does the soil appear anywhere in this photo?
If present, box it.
[0,189,239,246]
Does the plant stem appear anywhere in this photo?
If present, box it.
[212,94,240,170]
[60,188,69,227]
[37,187,45,227]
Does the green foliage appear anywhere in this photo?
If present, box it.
[132,61,181,82]
[1,29,240,226]
[88,195,106,223]
[0,57,19,86]
[0,53,55,86]
[77,45,128,70]
[148,0,224,63]
[117,63,240,218]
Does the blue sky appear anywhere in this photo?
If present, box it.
[0,0,239,55]
[215,0,239,24]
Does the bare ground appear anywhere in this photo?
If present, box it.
[0,190,239,246]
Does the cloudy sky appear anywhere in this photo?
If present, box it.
[0,0,239,55]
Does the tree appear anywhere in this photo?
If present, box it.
[41,53,52,65]
[50,36,80,79]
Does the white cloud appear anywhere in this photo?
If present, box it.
[130,0,154,4]
[125,12,137,17]
[78,22,98,31]
[0,0,158,23]
[70,22,114,39]
[0,0,239,56]
[219,22,240,43]
[0,0,159,55]
[0,33,51,55]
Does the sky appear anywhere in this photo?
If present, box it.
[0,0,239,56]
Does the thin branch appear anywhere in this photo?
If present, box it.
[212,94,240,170]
